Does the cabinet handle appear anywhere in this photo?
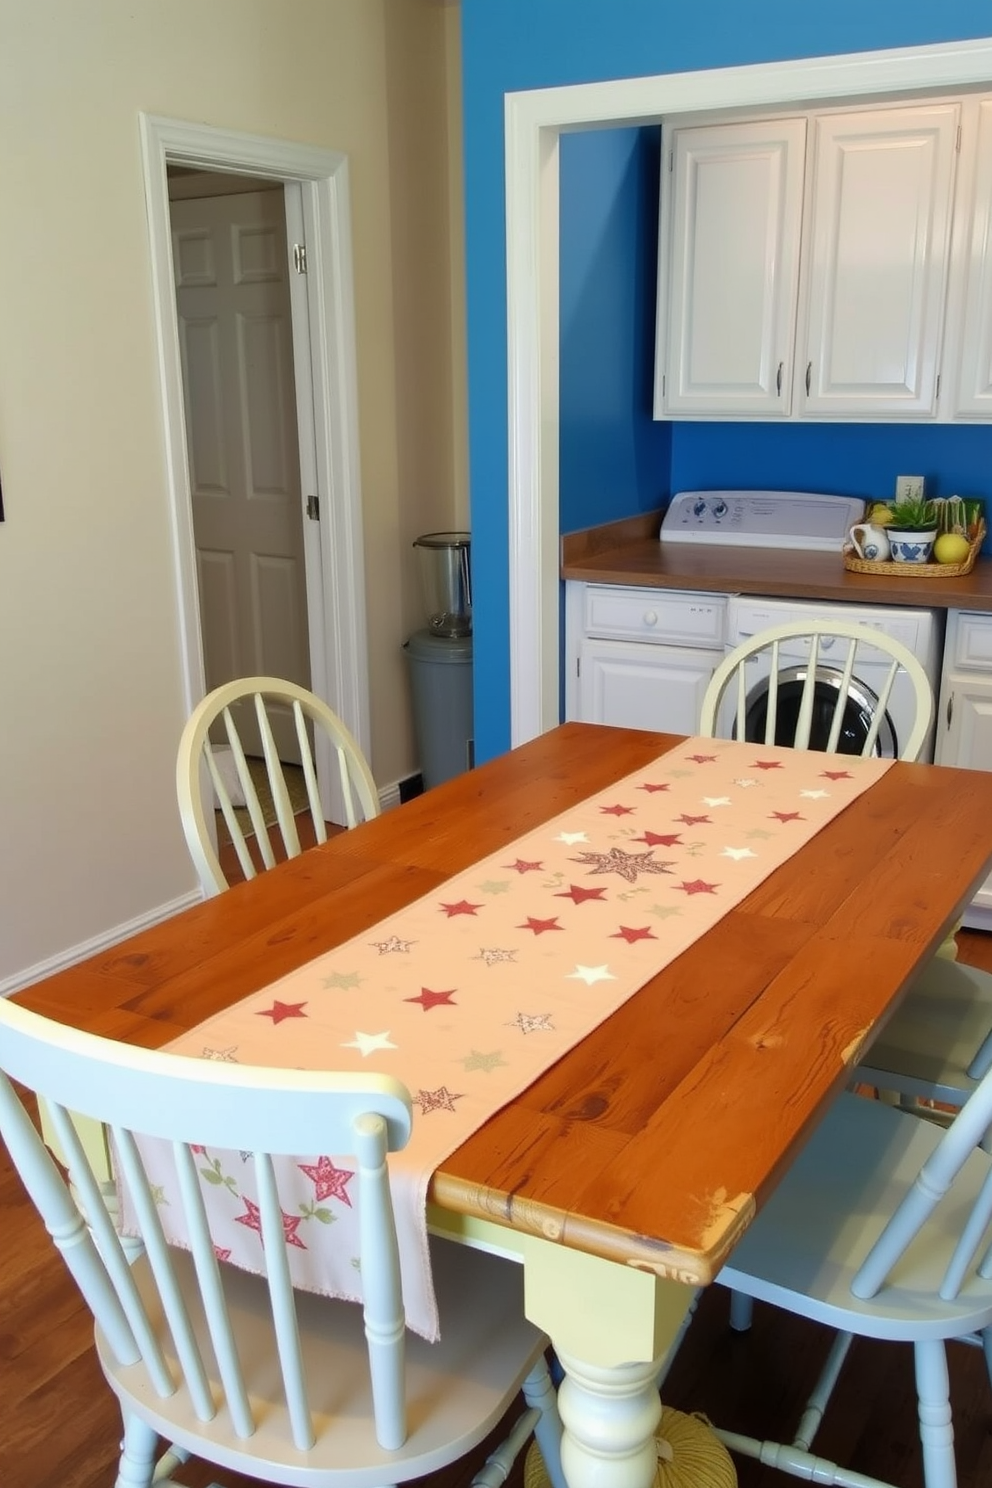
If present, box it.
[644,611,659,627]
[947,694,954,729]
[776,361,783,396]
[805,362,812,396]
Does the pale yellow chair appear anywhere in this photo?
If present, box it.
[177,676,380,896]
[2,998,565,1488]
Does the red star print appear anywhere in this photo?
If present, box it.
[234,1196,307,1249]
[770,811,804,823]
[638,782,670,793]
[405,986,457,1011]
[298,1155,354,1206]
[505,859,544,873]
[518,915,563,934]
[752,760,784,770]
[678,879,719,895]
[440,900,484,916]
[213,1245,232,1262]
[677,813,711,826]
[687,754,717,763]
[414,1086,465,1115]
[611,925,658,943]
[554,883,608,905]
[257,1000,308,1025]
[635,830,683,847]
[821,769,853,780]
[600,803,634,816]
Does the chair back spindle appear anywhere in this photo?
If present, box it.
[700,618,934,762]
[177,676,380,895]
[0,999,415,1454]
[851,1060,992,1301]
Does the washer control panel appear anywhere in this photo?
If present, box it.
[660,490,866,551]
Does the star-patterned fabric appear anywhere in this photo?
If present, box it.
[123,738,891,1340]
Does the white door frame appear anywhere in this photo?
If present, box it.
[139,114,371,765]
[504,37,992,746]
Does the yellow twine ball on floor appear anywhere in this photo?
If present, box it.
[524,1408,736,1488]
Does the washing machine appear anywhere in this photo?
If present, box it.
[721,595,943,761]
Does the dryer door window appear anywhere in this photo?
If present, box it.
[740,664,898,757]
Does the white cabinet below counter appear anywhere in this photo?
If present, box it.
[935,610,992,929]
[564,582,727,733]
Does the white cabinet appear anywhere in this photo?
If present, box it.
[564,582,727,733]
[949,99,992,417]
[935,610,992,927]
[655,99,961,421]
[800,104,959,418]
[657,118,806,416]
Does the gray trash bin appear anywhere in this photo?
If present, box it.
[403,629,474,790]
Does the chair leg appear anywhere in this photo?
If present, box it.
[729,1290,753,1332]
[522,1355,566,1488]
[151,1445,192,1483]
[114,1411,160,1488]
[914,1338,957,1488]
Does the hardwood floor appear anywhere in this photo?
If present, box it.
[3,928,992,1485]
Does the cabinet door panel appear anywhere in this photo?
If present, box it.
[577,639,720,733]
[952,99,992,417]
[935,667,992,916]
[657,119,806,416]
[800,104,959,417]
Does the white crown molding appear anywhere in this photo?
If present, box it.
[504,37,992,746]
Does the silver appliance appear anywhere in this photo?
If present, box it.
[413,531,472,638]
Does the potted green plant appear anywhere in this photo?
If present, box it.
[887,494,938,531]
[886,494,938,564]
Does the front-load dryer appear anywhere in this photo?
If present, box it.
[721,596,943,761]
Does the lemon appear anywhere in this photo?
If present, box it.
[933,532,971,565]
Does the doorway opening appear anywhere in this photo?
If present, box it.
[140,114,371,825]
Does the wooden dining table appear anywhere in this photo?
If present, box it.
[16,722,992,1488]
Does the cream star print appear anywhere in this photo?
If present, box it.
[369,935,415,955]
[567,965,617,986]
[555,831,589,845]
[721,846,757,861]
[341,1030,398,1057]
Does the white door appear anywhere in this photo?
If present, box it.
[656,117,807,417]
[798,103,960,417]
[172,189,311,760]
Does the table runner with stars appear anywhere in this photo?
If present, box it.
[124,737,892,1340]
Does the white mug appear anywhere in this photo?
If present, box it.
[849,522,890,563]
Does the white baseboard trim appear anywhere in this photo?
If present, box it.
[0,889,204,1000]
[5,791,410,999]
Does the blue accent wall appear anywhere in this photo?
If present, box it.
[559,128,671,534]
[461,3,992,760]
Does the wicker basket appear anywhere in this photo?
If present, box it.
[842,521,986,578]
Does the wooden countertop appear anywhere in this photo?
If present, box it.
[561,510,992,611]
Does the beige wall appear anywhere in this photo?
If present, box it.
[0,0,466,985]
